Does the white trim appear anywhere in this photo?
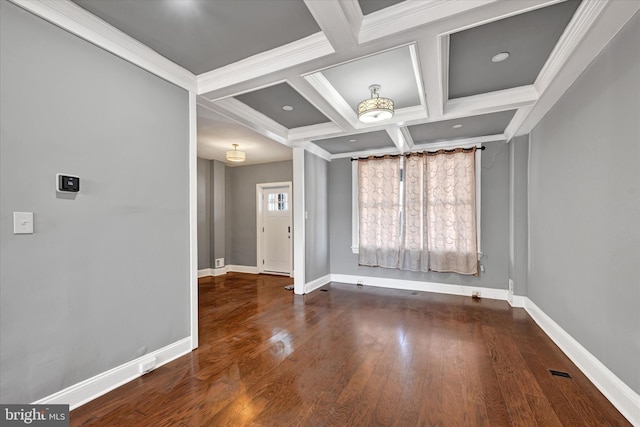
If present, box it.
[188,92,198,350]
[358,0,498,44]
[33,337,192,410]
[351,160,359,254]
[256,181,293,276]
[305,274,332,294]
[11,0,196,92]
[411,135,504,151]
[198,268,214,278]
[293,141,332,162]
[524,298,640,426]
[475,147,482,259]
[197,32,334,94]
[515,0,640,136]
[444,86,538,118]
[508,294,526,308]
[292,147,306,295]
[329,274,507,301]
[288,122,344,144]
[206,98,290,147]
[226,265,259,274]
[197,267,227,278]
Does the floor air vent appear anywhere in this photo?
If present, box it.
[320,289,329,292]
[549,369,572,379]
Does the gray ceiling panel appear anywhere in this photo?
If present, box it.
[72,0,321,74]
[322,46,421,112]
[408,110,516,144]
[313,130,395,154]
[448,0,581,99]
[359,0,405,15]
[236,83,329,129]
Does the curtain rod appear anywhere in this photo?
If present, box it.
[350,146,485,161]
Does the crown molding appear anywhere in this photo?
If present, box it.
[288,122,344,143]
[399,127,415,150]
[203,98,290,147]
[331,146,401,160]
[10,0,196,92]
[385,127,407,152]
[197,32,334,95]
[504,106,533,141]
[303,0,359,51]
[445,85,538,118]
[359,0,498,44]
[304,72,360,129]
[516,0,640,136]
[293,141,332,162]
[412,134,506,150]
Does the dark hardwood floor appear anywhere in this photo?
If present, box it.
[71,273,629,426]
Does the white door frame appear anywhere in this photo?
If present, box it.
[256,181,293,276]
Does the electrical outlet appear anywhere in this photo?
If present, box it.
[472,290,481,299]
[356,280,363,287]
[509,279,514,293]
[479,264,485,272]
[138,357,157,374]
[215,258,224,268]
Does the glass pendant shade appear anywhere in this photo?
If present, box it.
[357,84,394,123]
[226,144,246,162]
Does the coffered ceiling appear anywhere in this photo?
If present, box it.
[20,0,639,165]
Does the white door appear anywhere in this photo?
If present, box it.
[259,184,292,274]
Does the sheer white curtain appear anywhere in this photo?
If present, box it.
[399,155,429,271]
[424,148,478,275]
[358,149,477,275]
[358,157,401,268]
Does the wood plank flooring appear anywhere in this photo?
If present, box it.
[71,273,630,426]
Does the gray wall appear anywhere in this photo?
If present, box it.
[509,135,529,296]
[225,161,293,266]
[197,158,212,269]
[0,1,190,403]
[197,158,226,269]
[304,152,330,282]
[329,140,510,289]
[212,160,226,263]
[528,12,639,393]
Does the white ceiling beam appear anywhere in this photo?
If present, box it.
[11,0,197,92]
[412,134,506,151]
[385,127,407,153]
[515,0,639,136]
[303,0,360,51]
[417,31,446,119]
[359,0,499,44]
[445,86,539,118]
[399,127,415,150]
[293,141,332,162]
[199,98,290,147]
[288,122,344,144]
[197,32,334,95]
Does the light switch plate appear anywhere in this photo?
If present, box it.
[14,212,34,234]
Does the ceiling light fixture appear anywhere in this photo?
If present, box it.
[357,84,394,123]
[492,52,510,63]
[226,144,246,162]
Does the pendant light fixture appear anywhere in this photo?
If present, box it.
[357,84,394,123]
[226,144,246,162]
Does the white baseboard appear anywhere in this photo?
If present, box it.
[227,265,259,274]
[305,274,331,294]
[197,268,214,278]
[329,274,508,301]
[198,265,260,277]
[524,298,639,426]
[33,337,192,410]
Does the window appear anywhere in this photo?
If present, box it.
[353,147,481,275]
[267,192,288,212]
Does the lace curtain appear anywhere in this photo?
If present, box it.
[358,148,478,275]
[358,156,401,268]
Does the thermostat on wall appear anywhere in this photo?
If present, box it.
[56,173,80,193]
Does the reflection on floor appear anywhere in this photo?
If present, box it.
[71,272,629,426]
